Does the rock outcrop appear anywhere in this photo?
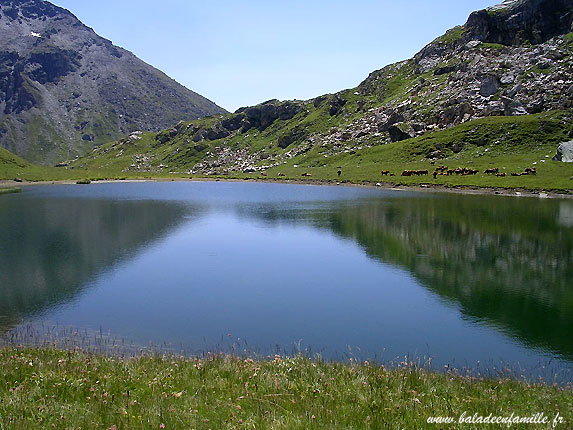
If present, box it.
[465,0,573,46]
[554,140,573,162]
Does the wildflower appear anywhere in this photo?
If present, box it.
[160,424,165,429]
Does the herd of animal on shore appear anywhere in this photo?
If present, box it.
[258,166,537,179]
[395,165,536,179]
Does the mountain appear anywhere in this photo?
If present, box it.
[71,0,573,182]
[0,0,227,164]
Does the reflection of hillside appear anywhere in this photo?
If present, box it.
[0,197,189,331]
[244,195,573,361]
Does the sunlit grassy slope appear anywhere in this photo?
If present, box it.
[58,111,573,192]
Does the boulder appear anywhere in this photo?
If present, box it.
[313,95,327,108]
[482,100,505,116]
[378,111,405,132]
[503,98,528,115]
[428,150,445,160]
[388,122,416,142]
[328,95,347,116]
[155,128,178,144]
[500,73,515,85]
[479,75,500,97]
[277,126,308,149]
[553,140,573,162]
[205,124,230,141]
[221,114,245,131]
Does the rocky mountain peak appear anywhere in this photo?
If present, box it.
[0,0,226,164]
[465,0,573,45]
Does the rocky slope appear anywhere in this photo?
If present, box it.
[0,0,226,164]
[73,0,573,176]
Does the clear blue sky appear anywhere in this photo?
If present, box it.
[52,0,496,112]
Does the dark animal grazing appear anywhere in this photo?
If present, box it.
[337,170,342,177]
[278,173,286,177]
[495,173,507,177]
[381,170,390,176]
[524,167,536,175]
[261,172,267,177]
[454,167,479,176]
[402,169,430,177]
[432,171,437,179]
[302,172,312,177]
[484,168,499,174]
[436,165,448,173]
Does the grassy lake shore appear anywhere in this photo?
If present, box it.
[0,347,571,429]
[1,176,572,200]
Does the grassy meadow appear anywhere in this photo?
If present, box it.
[0,347,571,429]
[1,112,572,195]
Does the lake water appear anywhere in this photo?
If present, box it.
[1,181,572,379]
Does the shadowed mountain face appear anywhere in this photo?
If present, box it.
[0,194,189,331]
[0,0,227,164]
[245,195,573,361]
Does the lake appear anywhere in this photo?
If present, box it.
[1,181,572,380]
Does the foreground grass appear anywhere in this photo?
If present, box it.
[0,348,571,429]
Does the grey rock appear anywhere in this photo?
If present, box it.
[500,73,515,85]
[221,114,245,131]
[465,40,482,49]
[428,150,445,159]
[465,0,573,46]
[480,75,500,97]
[388,122,416,142]
[503,98,528,115]
[238,100,302,131]
[554,140,573,162]
[205,124,230,141]
[482,100,505,116]
[328,95,347,116]
[378,111,405,132]
[504,83,522,98]
[155,128,178,144]
[277,126,308,149]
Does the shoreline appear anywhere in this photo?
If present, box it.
[1,176,572,199]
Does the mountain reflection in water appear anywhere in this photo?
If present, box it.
[0,182,571,375]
